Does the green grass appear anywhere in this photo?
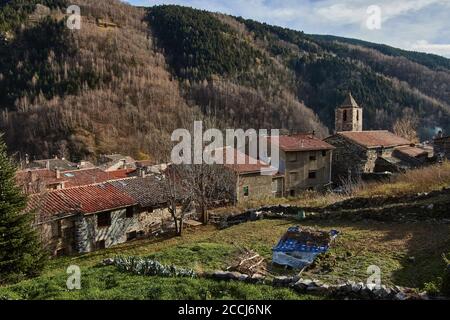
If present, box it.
[1,219,449,299]
[0,266,320,300]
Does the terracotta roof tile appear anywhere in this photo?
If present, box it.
[219,147,273,174]
[394,146,429,158]
[268,134,335,152]
[28,183,137,221]
[59,168,134,188]
[336,131,411,148]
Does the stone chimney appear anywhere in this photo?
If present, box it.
[55,168,61,179]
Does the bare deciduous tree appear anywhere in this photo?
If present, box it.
[393,108,419,143]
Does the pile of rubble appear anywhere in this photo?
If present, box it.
[204,271,431,300]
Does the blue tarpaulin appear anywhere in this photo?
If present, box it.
[272,226,339,269]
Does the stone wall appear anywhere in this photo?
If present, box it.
[36,215,78,256]
[204,271,430,300]
[75,207,171,253]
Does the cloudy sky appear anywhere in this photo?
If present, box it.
[126,0,450,58]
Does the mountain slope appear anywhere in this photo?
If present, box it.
[1,1,449,162]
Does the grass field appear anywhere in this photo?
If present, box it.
[1,218,449,300]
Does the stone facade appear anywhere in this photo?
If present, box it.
[281,149,333,196]
[236,173,273,202]
[335,107,363,132]
[36,215,78,256]
[325,135,399,181]
[75,207,169,253]
[37,206,171,256]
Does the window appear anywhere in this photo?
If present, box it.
[126,207,134,218]
[97,212,111,228]
[322,150,327,157]
[287,152,297,162]
[96,240,106,250]
[308,171,317,179]
[289,190,296,197]
[343,110,347,122]
[357,110,359,121]
[309,153,317,161]
[127,231,137,241]
[243,186,249,197]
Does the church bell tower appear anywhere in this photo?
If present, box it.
[335,92,363,132]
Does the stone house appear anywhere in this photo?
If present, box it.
[434,135,450,160]
[324,131,421,180]
[267,134,335,197]
[28,177,171,256]
[221,147,275,203]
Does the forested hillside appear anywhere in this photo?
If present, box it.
[1,1,449,161]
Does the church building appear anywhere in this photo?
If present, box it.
[324,93,430,181]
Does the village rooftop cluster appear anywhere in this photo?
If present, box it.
[17,94,450,256]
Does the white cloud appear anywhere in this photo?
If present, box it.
[129,0,450,58]
[411,40,450,57]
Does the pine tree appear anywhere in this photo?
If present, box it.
[0,134,46,283]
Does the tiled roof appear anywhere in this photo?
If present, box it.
[28,183,137,221]
[339,92,360,109]
[220,147,273,174]
[336,131,411,149]
[26,158,78,171]
[394,146,428,158]
[16,169,66,186]
[61,168,134,188]
[268,134,335,152]
[110,176,167,208]
[17,168,135,191]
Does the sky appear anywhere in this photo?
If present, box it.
[125,0,450,58]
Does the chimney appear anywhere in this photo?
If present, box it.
[46,160,50,170]
[25,154,29,165]
[55,168,61,179]
[138,167,146,178]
